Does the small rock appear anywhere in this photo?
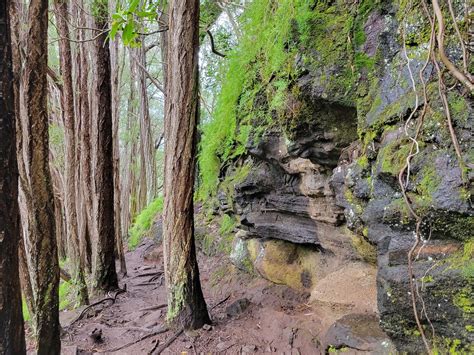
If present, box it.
[184,343,193,349]
[184,329,199,338]
[226,298,251,317]
[241,344,257,353]
[202,324,212,331]
[89,328,103,344]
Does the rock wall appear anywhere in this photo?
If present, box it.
[209,0,473,352]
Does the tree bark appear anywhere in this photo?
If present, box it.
[92,0,118,293]
[54,0,89,305]
[163,0,210,330]
[0,0,26,352]
[136,42,156,205]
[23,0,61,351]
[110,7,127,275]
[77,0,93,274]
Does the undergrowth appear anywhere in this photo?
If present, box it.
[128,196,163,249]
[198,0,313,199]
[198,0,366,200]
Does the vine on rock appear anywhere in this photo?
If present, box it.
[398,0,472,353]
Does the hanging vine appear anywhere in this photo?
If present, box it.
[398,0,472,353]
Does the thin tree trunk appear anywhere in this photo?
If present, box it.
[92,0,118,293]
[0,0,26,351]
[125,58,139,222]
[78,0,93,274]
[163,0,210,329]
[23,0,61,351]
[110,5,127,275]
[54,0,89,304]
[137,42,156,204]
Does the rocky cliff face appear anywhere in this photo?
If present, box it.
[207,0,473,352]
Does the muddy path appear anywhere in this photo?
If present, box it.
[57,238,393,354]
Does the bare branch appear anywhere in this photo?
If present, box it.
[207,30,227,58]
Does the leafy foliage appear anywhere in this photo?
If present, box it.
[198,0,360,200]
[198,0,300,199]
[109,0,163,46]
[128,196,164,249]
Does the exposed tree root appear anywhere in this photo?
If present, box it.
[398,13,435,355]
[133,271,164,279]
[432,0,474,91]
[98,326,169,353]
[210,294,231,310]
[139,304,168,312]
[69,289,126,326]
[151,328,184,355]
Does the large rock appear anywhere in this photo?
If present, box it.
[222,0,473,352]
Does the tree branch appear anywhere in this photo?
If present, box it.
[207,30,226,58]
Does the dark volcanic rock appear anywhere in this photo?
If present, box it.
[323,314,394,353]
[235,106,356,250]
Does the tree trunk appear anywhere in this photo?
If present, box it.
[77,0,93,274]
[110,8,127,275]
[92,0,118,293]
[9,0,36,330]
[163,0,210,330]
[53,0,89,305]
[0,0,26,352]
[23,0,61,351]
[137,42,156,205]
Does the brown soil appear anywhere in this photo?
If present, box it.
[54,238,393,355]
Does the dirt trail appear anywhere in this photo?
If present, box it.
[58,239,394,354]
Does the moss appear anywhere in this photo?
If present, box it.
[167,281,185,323]
[253,239,320,291]
[128,196,163,250]
[448,91,470,125]
[230,238,255,274]
[432,216,474,243]
[351,234,377,265]
[378,139,411,176]
[344,188,364,215]
[433,336,474,354]
[59,281,73,310]
[416,165,441,203]
[421,275,434,283]
[328,345,349,353]
[22,298,30,323]
[219,163,252,205]
[454,286,473,314]
[199,0,362,200]
[356,156,369,170]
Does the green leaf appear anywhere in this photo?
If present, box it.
[123,23,136,44]
[128,0,140,12]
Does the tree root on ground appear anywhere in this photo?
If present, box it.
[68,288,126,326]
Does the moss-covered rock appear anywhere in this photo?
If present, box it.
[239,238,321,292]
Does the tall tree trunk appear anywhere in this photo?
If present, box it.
[9,0,36,329]
[163,0,210,329]
[121,63,136,238]
[110,7,127,275]
[24,0,61,351]
[92,0,118,293]
[0,0,26,352]
[54,0,89,305]
[78,0,93,274]
[137,42,156,205]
